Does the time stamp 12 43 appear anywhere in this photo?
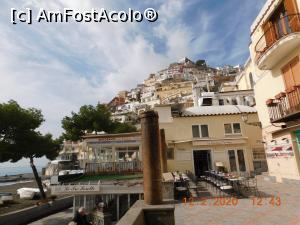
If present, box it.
[182,196,281,207]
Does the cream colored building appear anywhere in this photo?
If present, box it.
[155,105,267,176]
[59,133,142,169]
[249,0,300,182]
[234,59,256,91]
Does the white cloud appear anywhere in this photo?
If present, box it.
[0,0,265,136]
[0,0,190,138]
[0,0,264,168]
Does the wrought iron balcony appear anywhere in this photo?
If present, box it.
[266,85,300,123]
[255,14,300,69]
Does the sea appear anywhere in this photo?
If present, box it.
[0,166,43,177]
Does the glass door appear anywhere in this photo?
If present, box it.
[228,149,247,172]
[237,150,246,172]
[193,150,212,177]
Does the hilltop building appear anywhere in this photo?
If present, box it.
[106,58,244,127]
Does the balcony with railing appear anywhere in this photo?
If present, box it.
[255,14,300,70]
[85,161,143,175]
[266,85,300,123]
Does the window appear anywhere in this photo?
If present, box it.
[262,0,300,49]
[281,56,300,90]
[237,150,246,172]
[224,123,241,135]
[202,98,212,106]
[192,125,209,138]
[233,123,241,133]
[228,150,237,172]
[96,146,113,162]
[192,125,200,138]
[201,125,209,138]
[232,99,238,105]
[224,124,232,134]
[167,148,174,160]
[219,99,224,105]
[228,149,247,172]
[116,146,139,162]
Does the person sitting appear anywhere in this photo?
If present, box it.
[72,207,92,225]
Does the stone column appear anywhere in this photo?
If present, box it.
[140,111,163,205]
[160,129,168,173]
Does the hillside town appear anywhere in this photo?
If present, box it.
[1,0,300,225]
[107,58,243,125]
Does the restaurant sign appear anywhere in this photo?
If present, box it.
[51,184,100,195]
[193,139,246,146]
[87,135,141,145]
[266,144,294,158]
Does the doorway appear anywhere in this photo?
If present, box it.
[193,150,212,177]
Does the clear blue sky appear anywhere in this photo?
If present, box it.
[0,0,265,167]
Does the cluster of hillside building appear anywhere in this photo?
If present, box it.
[106,58,244,125]
[57,0,300,186]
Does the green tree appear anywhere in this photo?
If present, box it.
[0,100,60,199]
[112,122,137,134]
[195,59,207,68]
[62,103,137,141]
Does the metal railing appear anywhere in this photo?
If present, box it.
[267,86,300,122]
[255,14,300,59]
[85,161,143,175]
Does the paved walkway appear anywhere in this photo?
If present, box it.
[175,176,300,225]
[29,176,300,225]
[29,208,73,225]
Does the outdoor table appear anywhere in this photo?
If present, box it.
[227,177,246,196]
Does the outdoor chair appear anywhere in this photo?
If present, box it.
[199,175,208,188]
[243,177,260,197]
[220,185,234,197]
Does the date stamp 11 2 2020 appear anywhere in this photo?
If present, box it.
[182,196,281,207]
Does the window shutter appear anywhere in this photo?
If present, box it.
[282,56,300,111]
[282,56,300,89]
[282,63,295,89]
[263,21,276,48]
[284,0,298,14]
[284,0,300,32]
[290,56,300,85]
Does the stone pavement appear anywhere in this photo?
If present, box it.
[29,208,73,225]
[175,175,300,225]
[28,175,300,225]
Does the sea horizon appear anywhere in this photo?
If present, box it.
[0,165,43,177]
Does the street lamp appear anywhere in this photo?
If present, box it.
[241,113,262,128]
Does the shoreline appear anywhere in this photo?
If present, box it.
[0,180,39,215]
[0,173,43,188]
[0,180,35,187]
